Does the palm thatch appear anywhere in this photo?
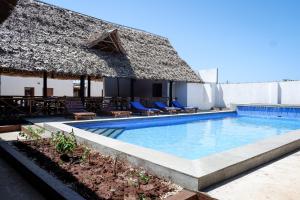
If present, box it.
[0,0,201,82]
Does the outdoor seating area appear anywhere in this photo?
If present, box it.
[1,0,299,199]
[0,94,200,121]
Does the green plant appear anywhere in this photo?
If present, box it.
[51,130,77,155]
[80,146,91,163]
[139,193,146,200]
[138,171,150,184]
[19,126,44,141]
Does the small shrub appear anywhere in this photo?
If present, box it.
[138,171,150,184]
[80,146,91,163]
[19,126,44,143]
[139,193,146,200]
[51,130,77,156]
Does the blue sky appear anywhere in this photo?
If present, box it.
[43,0,300,83]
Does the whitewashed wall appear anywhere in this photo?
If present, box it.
[187,83,215,110]
[0,75,103,96]
[198,68,218,83]
[175,80,300,110]
[174,82,215,110]
[90,80,103,96]
[279,81,300,105]
[215,82,279,107]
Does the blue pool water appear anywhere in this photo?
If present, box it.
[70,112,300,160]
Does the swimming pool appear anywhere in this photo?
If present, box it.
[70,111,300,160]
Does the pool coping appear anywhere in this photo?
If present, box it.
[44,111,300,191]
[231,103,300,110]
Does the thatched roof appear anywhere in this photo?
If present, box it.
[0,0,201,82]
[87,29,126,55]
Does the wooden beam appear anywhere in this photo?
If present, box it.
[117,78,120,97]
[169,81,173,106]
[130,79,135,101]
[87,76,91,97]
[80,75,85,100]
[43,71,47,98]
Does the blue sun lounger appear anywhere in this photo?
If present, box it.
[154,101,181,113]
[172,100,198,113]
[130,101,161,115]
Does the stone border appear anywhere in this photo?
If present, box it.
[44,112,300,191]
[0,139,85,200]
[0,139,205,200]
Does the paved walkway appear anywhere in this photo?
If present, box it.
[207,150,300,200]
[0,157,45,200]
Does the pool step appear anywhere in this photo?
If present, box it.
[83,128,124,138]
[101,129,116,137]
[107,129,124,138]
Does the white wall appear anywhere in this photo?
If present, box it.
[0,75,103,96]
[198,68,218,83]
[207,81,300,108]
[1,75,44,96]
[279,81,300,105]
[187,83,215,110]
[215,82,279,107]
[90,80,103,96]
[174,82,215,110]
[47,78,74,96]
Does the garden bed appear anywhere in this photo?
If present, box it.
[13,139,181,199]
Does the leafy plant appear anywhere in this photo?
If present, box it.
[80,146,91,163]
[51,130,77,156]
[19,126,44,142]
[138,171,150,184]
[139,193,146,200]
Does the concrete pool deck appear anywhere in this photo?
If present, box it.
[207,150,300,200]
[1,130,299,199]
[43,111,300,191]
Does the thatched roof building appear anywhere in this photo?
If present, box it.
[0,0,201,82]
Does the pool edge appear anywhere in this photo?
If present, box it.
[44,111,300,191]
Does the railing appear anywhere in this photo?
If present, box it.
[0,96,169,119]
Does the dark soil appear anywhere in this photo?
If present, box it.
[13,139,179,199]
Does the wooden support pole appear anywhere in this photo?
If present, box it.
[87,76,91,97]
[169,81,173,106]
[117,78,120,97]
[80,75,85,100]
[43,71,47,98]
[130,79,135,101]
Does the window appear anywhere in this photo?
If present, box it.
[24,87,34,96]
[73,87,80,97]
[152,83,162,97]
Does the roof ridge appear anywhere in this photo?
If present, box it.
[34,0,168,40]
